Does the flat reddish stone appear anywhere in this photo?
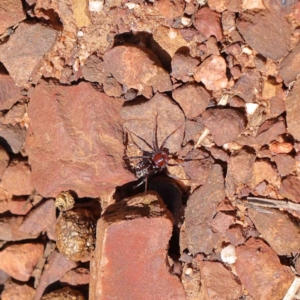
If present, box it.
[194,55,228,91]
[209,212,234,233]
[235,238,294,300]
[237,10,291,61]
[25,81,134,198]
[172,83,210,119]
[272,154,294,176]
[170,52,200,80]
[270,96,286,117]
[185,165,225,255]
[202,108,246,146]
[0,146,9,179]
[225,225,245,246]
[0,23,57,86]
[194,7,223,41]
[19,199,56,235]
[280,175,300,203]
[0,161,33,196]
[0,74,22,110]
[201,261,242,299]
[153,0,184,20]
[34,251,78,300]
[2,281,36,300]
[0,243,44,281]
[286,78,300,141]
[82,55,107,84]
[0,0,26,35]
[232,69,261,103]
[252,160,278,186]
[248,208,300,255]
[103,45,172,98]
[60,267,90,285]
[280,41,300,84]
[7,197,32,215]
[90,192,185,300]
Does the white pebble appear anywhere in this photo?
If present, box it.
[89,0,104,12]
[185,267,193,275]
[181,16,191,26]
[77,31,84,37]
[221,244,237,264]
[125,2,136,9]
[245,103,259,115]
[168,28,177,39]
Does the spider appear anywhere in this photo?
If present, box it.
[123,115,184,190]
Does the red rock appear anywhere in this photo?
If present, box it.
[269,96,286,118]
[235,238,294,300]
[183,117,205,144]
[255,118,286,145]
[194,7,223,41]
[232,69,261,102]
[0,216,39,241]
[103,77,123,97]
[252,160,278,186]
[194,55,228,91]
[1,161,33,196]
[82,55,107,84]
[0,23,57,86]
[172,83,210,119]
[208,0,227,12]
[0,243,44,281]
[121,93,185,154]
[103,45,172,98]
[202,108,246,146]
[222,10,235,33]
[248,208,300,255]
[153,0,184,20]
[286,78,300,141]
[0,74,22,110]
[25,81,134,198]
[272,154,294,176]
[19,199,56,235]
[170,52,200,80]
[185,165,225,255]
[90,192,185,300]
[8,196,33,215]
[0,269,9,285]
[209,146,229,162]
[201,261,242,299]
[34,251,78,300]
[280,41,300,84]
[60,267,90,286]
[237,10,291,61]
[226,0,242,12]
[0,146,9,179]
[269,141,293,154]
[225,225,245,246]
[0,0,26,35]
[280,175,300,203]
[2,281,36,300]
[209,212,234,233]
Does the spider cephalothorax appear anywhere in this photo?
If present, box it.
[124,116,183,189]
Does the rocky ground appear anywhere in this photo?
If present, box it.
[1,0,300,299]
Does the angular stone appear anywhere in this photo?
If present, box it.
[237,10,291,61]
[153,0,184,20]
[0,23,57,86]
[202,108,246,146]
[0,269,9,285]
[0,0,26,35]
[103,77,123,97]
[60,267,90,286]
[121,93,185,154]
[255,118,286,145]
[232,69,261,103]
[0,216,39,241]
[2,281,36,300]
[25,81,134,198]
[172,83,210,119]
[90,192,185,300]
[209,212,234,234]
[19,199,56,236]
[0,243,44,281]
[286,78,300,140]
[82,55,107,84]
[1,160,33,196]
[280,175,300,203]
[0,74,22,111]
[194,7,223,41]
[280,41,300,85]
[34,251,77,300]
[0,146,9,179]
[201,261,242,299]
[235,238,294,300]
[270,96,286,118]
[194,55,228,91]
[170,52,200,80]
[225,225,245,246]
[272,154,294,176]
[252,160,278,186]
[185,165,225,255]
[103,45,172,98]
[248,208,300,255]
[269,141,293,154]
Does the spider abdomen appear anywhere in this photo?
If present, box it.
[152,152,168,168]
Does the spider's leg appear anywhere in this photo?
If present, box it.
[133,178,146,189]
[152,113,159,152]
[145,170,158,191]
[123,155,151,160]
[160,123,184,150]
[125,127,154,151]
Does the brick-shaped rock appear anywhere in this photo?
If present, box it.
[90,192,185,300]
